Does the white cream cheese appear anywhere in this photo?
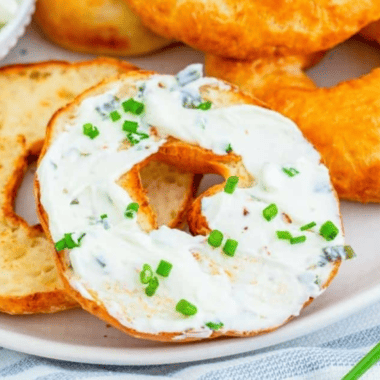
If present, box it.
[37,65,346,338]
[0,0,18,26]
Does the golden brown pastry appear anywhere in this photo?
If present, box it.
[124,0,380,59]
[35,0,171,56]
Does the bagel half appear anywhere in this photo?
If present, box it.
[36,66,344,341]
[124,0,380,59]
[34,0,171,56]
[0,59,199,314]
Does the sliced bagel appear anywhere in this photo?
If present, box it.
[36,66,345,341]
[0,59,199,314]
[34,0,171,56]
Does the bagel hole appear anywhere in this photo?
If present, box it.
[196,174,225,197]
[15,156,40,226]
[307,36,380,88]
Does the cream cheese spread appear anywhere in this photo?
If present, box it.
[0,0,18,26]
[37,65,346,338]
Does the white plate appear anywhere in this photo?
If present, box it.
[1,23,380,365]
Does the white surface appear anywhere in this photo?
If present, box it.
[0,0,35,60]
[2,23,380,365]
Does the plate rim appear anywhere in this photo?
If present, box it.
[1,283,379,366]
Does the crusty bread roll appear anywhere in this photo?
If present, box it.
[124,0,380,59]
[360,20,380,43]
[34,0,171,56]
[0,59,198,314]
[36,65,345,341]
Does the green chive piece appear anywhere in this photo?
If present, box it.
[55,239,66,252]
[122,98,145,115]
[125,202,139,218]
[290,235,306,245]
[223,239,238,257]
[208,230,224,248]
[206,322,224,331]
[224,176,239,194]
[197,101,212,110]
[140,264,153,284]
[225,144,233,153]
[110,110,121,122]
[126,133,139,146]
[145,276,159,297]
[320,221,339,241]
[64,233,78,249]
[282,167,299,177]
[176,299,197,316]
[100,214,108,220]
[83,123,99,139]
[135,131,149,140]
[276,231,292,240]
[300,222,316,231]
[123,120,138,133]
[156,260,173,277]
[344,245,356,260]
[77,233,86,244]
[263,203,278,221]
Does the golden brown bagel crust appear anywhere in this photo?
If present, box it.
[0,59,198,315]
[124,0,380,59]
[35,70,341,341]
[206,54,380,203]
[360,20,380,42]
[34,0,171,56]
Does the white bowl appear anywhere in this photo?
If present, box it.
[0,0,35,61]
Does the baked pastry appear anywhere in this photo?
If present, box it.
[0,59,198,314]
[36,65,349,341]
[206,54,380,203]
[35,0,171,56]
[124,0,380,59]
[360,20,380,43]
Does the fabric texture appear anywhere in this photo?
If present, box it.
[2,302,380,380]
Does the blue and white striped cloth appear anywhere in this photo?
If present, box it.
[2,301,380,380]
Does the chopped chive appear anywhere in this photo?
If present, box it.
[282,167,299,177]
[125,202,139,218]
[145,276,159,297]
[156,260,173,277]
[206,322,224,330]
[78,233,86,244]
[223,239,238,257]
[290,235,306,244]
[55,239,66,252]
[140,264,153,284]
[110,110,121,122]
[320,221,339,241]
[263,204,278,221]
[100,214,108,220]
[176,299,197,316]
[83,123,99,139]
[135,131,149,140]
[123,120,138,133]
[208,230,223,248]
[344,245,356,260]
[225,144,233,153]
[276,231,292,240]
[300,222,316,231]
[197,101,212,110]
[64,233,78,249]
[126,133,139,146]
[122,98,144,115]
[224,176,239,194]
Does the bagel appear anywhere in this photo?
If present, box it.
[0,59,198,314]
[360,20,380,43]
[123,0,380,59]
[36,65,348,342]
[34,0,171,56]
[206,54,380,203]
